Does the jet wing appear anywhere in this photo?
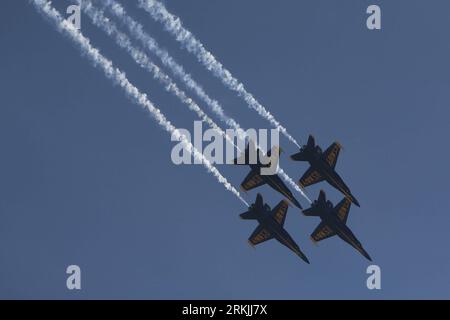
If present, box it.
[322,142,341,169]
[248,225,274,246]
[335,197,351,224]
[271,200,289,226]
[299,167,324,188]
[311,222,336,242]
[241,169,266,192]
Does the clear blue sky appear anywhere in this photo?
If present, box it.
[1,0,450,299]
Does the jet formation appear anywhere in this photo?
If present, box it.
[234,135,371,264]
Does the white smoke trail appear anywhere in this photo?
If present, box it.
[31,0,249,206]
[138,0,301,148]
[278,168,311,203]
[78,0,237,149]
[102,0,242,133]
[102,0,310,203]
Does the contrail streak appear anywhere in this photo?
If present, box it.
[101,0,310,203]
[279,168,311,203]
[78,0,236,148]
[138,0,301,148]
[31,0,248,206]
[102,0,242,133]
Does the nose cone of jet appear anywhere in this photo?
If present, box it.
[298,252,310,264]
[358,247,372,262]
[352,196,361,207]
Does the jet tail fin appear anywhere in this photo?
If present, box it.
[241,193,264,219]
[302,190,326,216]
[307,135,315,148]
[318,190,327,204]
[255,193,263,209]
[291,135,315,161]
